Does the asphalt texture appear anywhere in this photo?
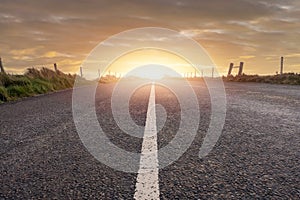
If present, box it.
[0,80,299,199]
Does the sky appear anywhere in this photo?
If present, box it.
[0,0,299,75]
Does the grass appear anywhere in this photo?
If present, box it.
[99,75,120,83]
[223,73,300,85]
[1,68,298,103]
[0,67,76,103]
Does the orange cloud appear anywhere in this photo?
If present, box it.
[239,55,256,59]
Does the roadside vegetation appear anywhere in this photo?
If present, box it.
[99,75,120,83]
[0,68,76,103]
[0,67,123,103]
[223,73,300,85]
[1,67,299,104]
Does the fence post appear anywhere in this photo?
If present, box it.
[228,63,234,76]
[54,63,57,71]
[280,57,284,75]
[238,62,244,76]
[0,57,5,73]
[80,67,83,77]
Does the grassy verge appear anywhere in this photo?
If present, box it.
[223,73,300,85]
[0,68,77,103]
[99,75,120,83]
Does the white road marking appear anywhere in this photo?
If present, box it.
[134,84,160,200]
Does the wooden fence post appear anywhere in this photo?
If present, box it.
[238,62,244,76]
[0,57,5,73]
[228,63,234,76]
[80,67,83,77]
[280,57,284,75]
[54,63,57,71]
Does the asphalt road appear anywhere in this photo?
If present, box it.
[0,80,299,199]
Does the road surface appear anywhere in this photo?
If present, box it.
[0,80,299,199]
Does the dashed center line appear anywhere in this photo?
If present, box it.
[134,84,160,200]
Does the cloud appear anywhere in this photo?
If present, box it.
[239,55,256,59]
[0,13,22,23]
[0,0,299,74]
[42,51,58,58]
[9,47,42,56]
[42,51,74,58]
[285,53,300,58]
[180,29,227,38]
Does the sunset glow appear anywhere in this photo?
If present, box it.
[0,1,299,75]
[105,49,194,78]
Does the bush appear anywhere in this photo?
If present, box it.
[223,73,300,85]
[32,78,54,92]
[6,85,32,98]
[0,86,9,102]
[0,74,14,87]
[0,67,79,102]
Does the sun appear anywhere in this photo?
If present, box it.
[123,64,181,80]
[104,49,195,79]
